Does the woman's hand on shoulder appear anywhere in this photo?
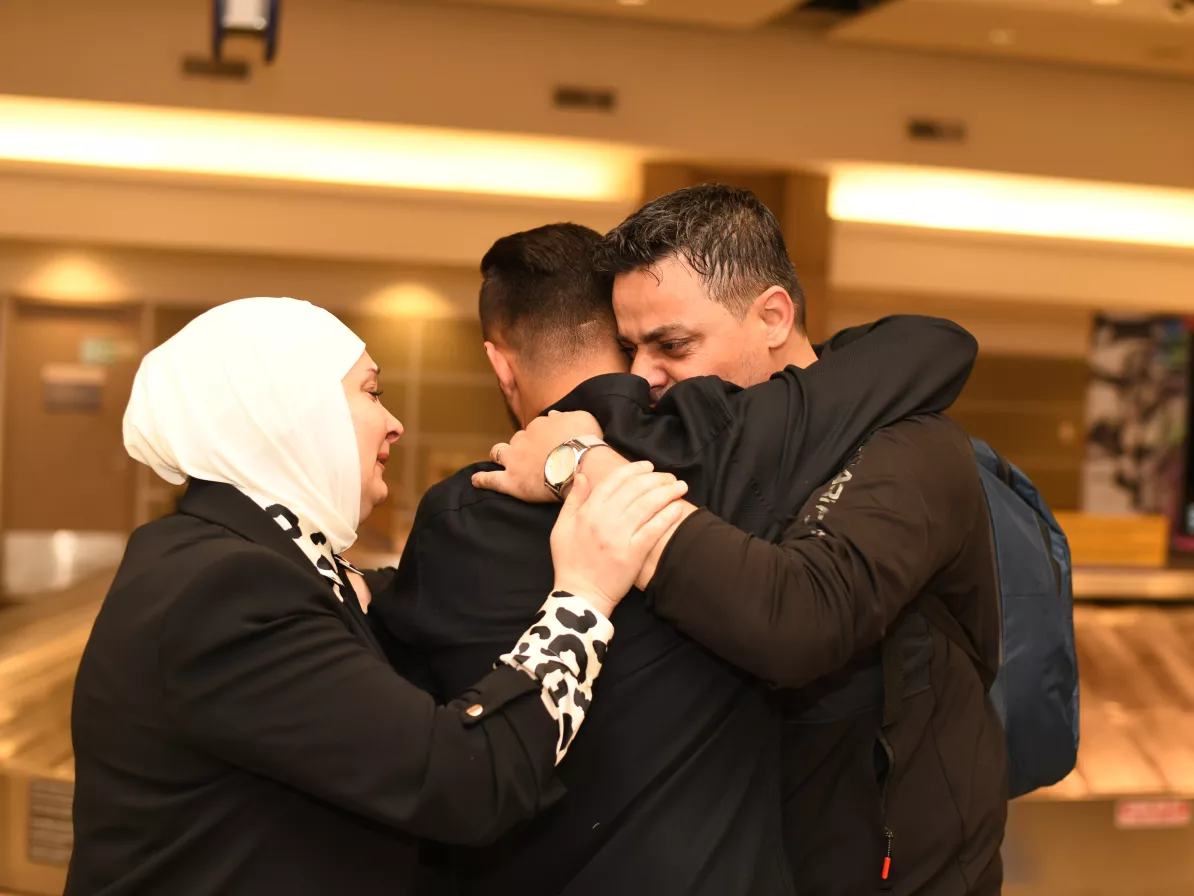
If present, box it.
[549,461,688,618]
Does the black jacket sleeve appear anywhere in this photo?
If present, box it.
[592,315,977,538]
[159,548,563,846]
[644,415,982,688]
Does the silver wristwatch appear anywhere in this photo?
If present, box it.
[544,435,608,501]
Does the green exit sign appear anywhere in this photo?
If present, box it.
[79,337,135,366]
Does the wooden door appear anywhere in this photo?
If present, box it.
[2,301,143,533]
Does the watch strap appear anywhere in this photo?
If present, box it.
[570,435,607,450]
[545,436,608,500]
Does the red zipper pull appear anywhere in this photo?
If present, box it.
[881,828,894,881]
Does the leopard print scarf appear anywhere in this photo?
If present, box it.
[255,498,351,605]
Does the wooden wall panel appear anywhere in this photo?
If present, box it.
[950,355,1089,511]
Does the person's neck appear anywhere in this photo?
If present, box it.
[772,332,819,372]
[519,352,627,426]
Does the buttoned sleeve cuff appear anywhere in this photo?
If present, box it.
[448,666,566,813]
[499,591,615,764]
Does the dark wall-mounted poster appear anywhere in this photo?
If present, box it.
[1082,315,1188,519]
[41,363,106,413]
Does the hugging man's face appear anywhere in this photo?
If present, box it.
[613,256,778,403]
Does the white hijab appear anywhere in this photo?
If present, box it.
[124,297,366,554]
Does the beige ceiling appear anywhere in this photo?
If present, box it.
[443,0,803,29]
[831,0,1194,78]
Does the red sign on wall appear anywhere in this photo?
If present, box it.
[1114,799,1191,830]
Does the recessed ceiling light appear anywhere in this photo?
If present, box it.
[617,0,648,6]
[1092,0,1122,6]
[989,28,1015,46]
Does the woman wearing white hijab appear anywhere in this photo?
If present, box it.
[66,297,687,896]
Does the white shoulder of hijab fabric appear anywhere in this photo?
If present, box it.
[123,297,366,553]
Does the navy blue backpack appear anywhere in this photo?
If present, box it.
[913,438,1079,799]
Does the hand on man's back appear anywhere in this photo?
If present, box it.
[473,410,603,502]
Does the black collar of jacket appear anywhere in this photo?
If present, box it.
[179,479,327,586]
[179,479,386,658]
[539,346,841,422]
[547,371,651,416]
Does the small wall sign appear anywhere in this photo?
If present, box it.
[41,363,106,413]
[1114,798,1191,829]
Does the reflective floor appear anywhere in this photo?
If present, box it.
[0,571,107,895]
[1035,604,1194,799]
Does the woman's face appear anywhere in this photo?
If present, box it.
[342,351,403,524]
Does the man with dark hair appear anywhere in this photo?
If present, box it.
[367,220,981,895]
[596,184,815,400]
[601,184,805,320]
[478,223,622,429]
[482,186,1006,896]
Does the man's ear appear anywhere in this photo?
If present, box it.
[753,286,797,349]
[485,341,518,403]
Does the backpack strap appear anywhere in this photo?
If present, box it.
[881,593,999,729]
[917,594,998,691]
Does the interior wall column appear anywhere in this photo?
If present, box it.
[781,171,833,343]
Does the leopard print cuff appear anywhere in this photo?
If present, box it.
[500,591,614,764]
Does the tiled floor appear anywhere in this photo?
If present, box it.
[0,573,104,896]
[0,582,105,767]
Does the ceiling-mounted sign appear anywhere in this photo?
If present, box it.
[213,0,281,63]
[1114,799,1191,830]
[42,363,106,413]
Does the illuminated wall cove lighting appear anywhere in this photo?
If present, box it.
[829,165,1194,250]
[0,94,641,203]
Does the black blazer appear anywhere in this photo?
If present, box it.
[66,479,562,896]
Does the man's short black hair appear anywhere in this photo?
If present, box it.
[596,184,805,329]
[479,223,615,368]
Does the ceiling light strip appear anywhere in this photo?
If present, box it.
[0,94,641,203]
[829,164,1194,250]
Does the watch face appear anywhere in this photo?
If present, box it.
[545,444,578,486]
